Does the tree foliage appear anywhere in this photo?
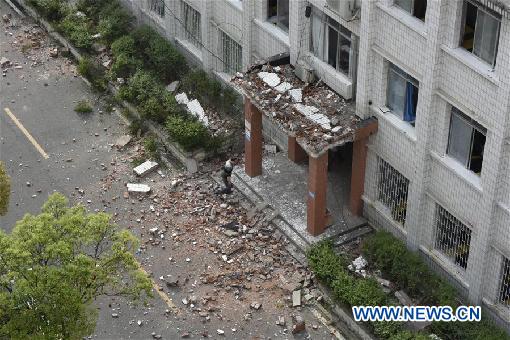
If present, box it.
[0,193,152,339]
[0,161,10,216]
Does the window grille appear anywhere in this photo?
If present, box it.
[149,0,165,17]
[377,157,410,226]
[434,205,472,269]
[181,1,201,48]
[499,257,510,307]
[219,30,242,74]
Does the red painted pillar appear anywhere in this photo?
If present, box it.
[350,119,378,216]
[288,136,306,163]
[244,97,262,177]
[350,139,368,216]
[307,152,328,236]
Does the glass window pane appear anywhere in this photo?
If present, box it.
[338,34,351,75]
[311,13,324,61]
[327,27,338,69]
[395,0,413,13]
[278,0,289,30]
[473,9,500,65]
[448,110,473,167]
[387,69,406,118]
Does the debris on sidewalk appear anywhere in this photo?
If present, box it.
[126,183,151,194]
[133,160,159,177]
[115,135,132,149]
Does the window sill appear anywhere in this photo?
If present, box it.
[430,151,482,193]
[376,2,427,38]
[372,105,417,143]
[481,298,510,323]
[226,0,243,12]
[175,38,203,63]
[441,45,499,85]
[420,246,470,289]
[253,19,290,47]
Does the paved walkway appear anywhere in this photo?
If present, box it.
[233,150,366,246]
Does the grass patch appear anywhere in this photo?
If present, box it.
[78,57,107,92]
[74,100,93,113]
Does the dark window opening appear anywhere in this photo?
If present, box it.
[386,63,419,125]
[460,1,501,66]
[394,0,427,21]
[447,107,486,175]
[267,0,289,31]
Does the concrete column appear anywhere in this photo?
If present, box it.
[288,136,306,163]
[244,98,263,177]
[350,138,368,216]
[307,152,328,236]
[350,119,378,216]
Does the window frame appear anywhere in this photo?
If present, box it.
[310,8,355,78]
[218,29,242,74]
[434,204,472,270]
[181,1,202,49]
[394,0,427,21]
[267,0,289,32]
[446,107,487,175]
[498,256,510,307]
[149,0,165,18]
[386,63,419,125]
[377,157,410,226]
[460,0,501,67]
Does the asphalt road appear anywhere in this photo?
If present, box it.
[0,2,350,339]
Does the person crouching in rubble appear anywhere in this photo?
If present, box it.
[220,159,234,194]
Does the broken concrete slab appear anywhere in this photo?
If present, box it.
[166,80,180,93]
[292,290,301,307]
[115,135,131,149]
[127,183,151,194]
[133,160,159,177]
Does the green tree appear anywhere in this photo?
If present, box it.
[0,193,152,339]
[0,161,10,216]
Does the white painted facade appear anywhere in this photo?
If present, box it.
[121,0,510,330]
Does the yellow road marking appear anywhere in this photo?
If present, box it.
[136,262,179,314]
[3,107,49,159]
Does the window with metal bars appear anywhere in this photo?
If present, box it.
[219,30,242,74]
[181,1,201,48]
[434,205,472,269]
[499,257,510,307]
[377,157,410,226]
[149,0,165,17]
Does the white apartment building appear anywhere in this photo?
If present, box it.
[121,0,510,330]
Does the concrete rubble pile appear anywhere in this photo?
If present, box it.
[174,92,237,138]
[232,64,361,154]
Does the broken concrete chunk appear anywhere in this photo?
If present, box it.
[275,81,292,93]
[166,80,180,93]
[175,92,189,105]
[292,290,301,307]
[127,183,151,194]
[289,88,302,103]
[115,135,132,149]
[1,57,10,68]
[187,99,209,126]
[258,72,281,88]
[133,160,159,177]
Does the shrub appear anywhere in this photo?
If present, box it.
[78,57,107,92]
[372,321,405,340]
[29,0,68,21]
[74,100,93,113]
[307,240,345,284]
[429,318,510,340]
[362,231,456,305]
[130,26,188,81]
[97,2,133,44]
[58,12,94,50]
[110,53,142,79]
[166,115,211,152]
[111,35,136,57]
[118,70,160,103]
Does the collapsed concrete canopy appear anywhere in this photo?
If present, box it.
[232,63,361,157]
